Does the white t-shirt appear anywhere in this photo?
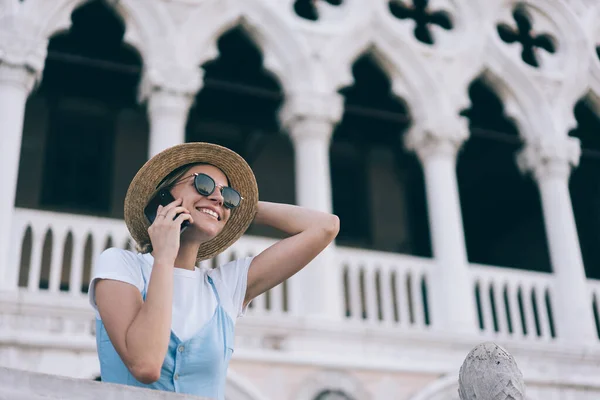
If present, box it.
[88,248,253,342]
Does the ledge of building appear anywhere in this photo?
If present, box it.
[0,367,208,400]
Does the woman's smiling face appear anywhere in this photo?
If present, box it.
[169,164,232,240]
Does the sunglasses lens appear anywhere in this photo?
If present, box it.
[194,173,241,209]
[194,174,215,196]
[222,188,241,209]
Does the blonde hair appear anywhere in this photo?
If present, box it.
[136,163,205,254]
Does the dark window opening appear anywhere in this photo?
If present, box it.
[185,26,292,239]
[332,53,431,257]
[458,77,551,272]
[17,0,146,218]
[569,96,600,279]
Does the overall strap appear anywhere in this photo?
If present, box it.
[207,276,221,305]
[140,262,149,300]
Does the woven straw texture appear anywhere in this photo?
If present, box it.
[124,142,259,262]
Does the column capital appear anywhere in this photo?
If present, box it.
[404,120,469,161]
[0,63,37,92]
[138,63,204,104]
[0,18,47,90]
[516,136,581,181]
[279,91,344,142]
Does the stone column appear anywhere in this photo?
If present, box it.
[139,66,203,158]
[405,125,479,334]
[0,24,46,290]
[279,92,344,319]
[517,137,598,344]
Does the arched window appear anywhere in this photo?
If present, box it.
[332,53,431,256]
[457,76,550,272]
[17,0,146,218]
[313,389,355,400]
[186,26,293,239]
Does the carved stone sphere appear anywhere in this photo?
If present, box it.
[458,342,526,400]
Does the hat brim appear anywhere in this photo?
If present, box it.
[124,142,258,262]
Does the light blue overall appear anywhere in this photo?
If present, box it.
[95,264,235,400]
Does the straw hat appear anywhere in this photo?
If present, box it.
[124,142,259,262]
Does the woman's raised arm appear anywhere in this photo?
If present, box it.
[244,201,340,306]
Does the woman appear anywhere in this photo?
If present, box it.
[89,142,339,399]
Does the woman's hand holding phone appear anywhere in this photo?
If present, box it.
[147,198,194,265]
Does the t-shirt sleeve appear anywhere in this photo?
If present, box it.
[88,248,144,318]
[212,256,254,318]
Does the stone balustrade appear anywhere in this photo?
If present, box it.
[0,367,207,400]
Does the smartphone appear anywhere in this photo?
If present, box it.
[144,189,190,232]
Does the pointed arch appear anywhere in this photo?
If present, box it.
[26,0,173,62]
[322,26,449,129]
[180,0,320,95]
[481,0,592,138]
[466,54,553,140]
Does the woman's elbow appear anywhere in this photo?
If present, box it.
[324,214,340,239]
[130,362,161,384]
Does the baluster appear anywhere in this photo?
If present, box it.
[5,222,28,290]
[27,227,46,292]
[479,279,494,336]
[507,284,524,339]
[69,234,85,296]
[48,226,67,293]
[347,263,362,321]
[363,264,378,323]
[522,284,538,339]
[534,286,551,341]
[395,271,411,328]
[379,265,394,325]
[492,281,508,338]
[411,270,426,328]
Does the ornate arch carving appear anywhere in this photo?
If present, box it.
[467,48,557,140]
[321,24,448,131]
[26,0,173,62]
[482,0,593,137]
[180,0,320,95]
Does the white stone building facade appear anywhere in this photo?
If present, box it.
[1,0,600,399]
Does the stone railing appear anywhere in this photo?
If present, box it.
[6,208,600,343]
[0,343,526,400]
[6,208,286,316]
[470,264,556,341]
[336,247,434,329]
[0,367,207,400]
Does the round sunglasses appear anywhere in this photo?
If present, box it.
[174,173,243,209]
